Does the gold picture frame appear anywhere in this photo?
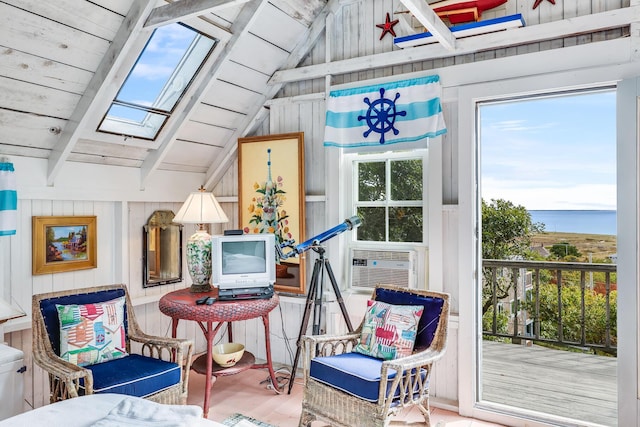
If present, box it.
[238,132,306,295]
[32,216,97,275]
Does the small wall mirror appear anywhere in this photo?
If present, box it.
[143,210,183,287]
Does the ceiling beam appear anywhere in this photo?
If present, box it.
[144,0,252,29]
[399,0,455,50]
[47,0,156,186]
[140,0,270,190]
[394,11,416,36]
[203,0,344,190]
[269,5,640,85]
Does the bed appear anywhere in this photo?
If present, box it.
[0,394,226,427]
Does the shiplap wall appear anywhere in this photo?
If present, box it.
[1,195,306,410]
[1,199,119,409]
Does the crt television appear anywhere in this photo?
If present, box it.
[211,233,276,290]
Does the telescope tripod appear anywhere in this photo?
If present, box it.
[287,245,354,394]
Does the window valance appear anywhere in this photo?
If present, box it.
[323,75,446,152]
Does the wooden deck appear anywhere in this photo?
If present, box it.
[482,340,617,426]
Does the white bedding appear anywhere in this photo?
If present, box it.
[0,394,225,427]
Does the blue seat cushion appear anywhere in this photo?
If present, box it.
[83,354,181,398]
[310,352,426,403]
[375,287,444,350]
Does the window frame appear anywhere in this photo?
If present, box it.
[344,149,429,247]
[96,22,217,141]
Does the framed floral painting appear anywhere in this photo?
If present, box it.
[238,132,306,294]
[32,215,97,275]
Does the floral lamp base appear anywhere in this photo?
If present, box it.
[187,229,213,293]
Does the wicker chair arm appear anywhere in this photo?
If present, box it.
[301,332,360,358]
[35,352,90,380]
[299,332,360,385]
[301,331,360,346]
[128,332,188,349]
[33,349,92,399]
[375,347,446,410]
[382,347,446,372]
[128,332,193,362]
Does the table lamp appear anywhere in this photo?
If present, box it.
[174,185,229,292]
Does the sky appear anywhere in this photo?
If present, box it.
[480,90,616,211]
[107,23,215,131]
[50,226,85,240]
[121,23,195,105]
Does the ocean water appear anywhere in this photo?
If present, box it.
[528,210,616,236]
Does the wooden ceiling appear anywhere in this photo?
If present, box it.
[0,0,635,190]
[0,0,330,189]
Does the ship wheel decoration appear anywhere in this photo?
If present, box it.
[357,88,407,144]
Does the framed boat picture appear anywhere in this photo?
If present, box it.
[238,132,306,295]
[32,215,97,275]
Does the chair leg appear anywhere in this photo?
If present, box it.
[298,409,315,427]
[417,402,431,427]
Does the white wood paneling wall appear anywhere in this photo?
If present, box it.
[4,198,120,410]
[0,156,203,410]
[431,315,459,405]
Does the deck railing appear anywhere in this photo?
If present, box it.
[482,259,617,355]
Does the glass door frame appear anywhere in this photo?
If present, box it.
[457,71,637,426]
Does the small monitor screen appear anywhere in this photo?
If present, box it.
[221,240,267,275]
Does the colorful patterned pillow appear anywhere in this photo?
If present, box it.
[354,300,424,360]
[56,297,128,367]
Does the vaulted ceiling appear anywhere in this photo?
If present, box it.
[0,0,636,190]
[1,0,332,189]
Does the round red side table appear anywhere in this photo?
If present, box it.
[159,288,280,417]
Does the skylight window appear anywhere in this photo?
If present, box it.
[98,22,217,140]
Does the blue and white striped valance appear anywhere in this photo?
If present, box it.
[0,160,17,236]
[323,75,447,151]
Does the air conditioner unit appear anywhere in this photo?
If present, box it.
[349,248,416,290]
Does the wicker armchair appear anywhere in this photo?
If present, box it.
[298,284,450,427]
[33,284,193,405]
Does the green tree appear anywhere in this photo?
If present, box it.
[482,199,543,260]
[482,306,509,341]
[481,199,544,314]
[550,242,581,259]
[525,282,617,348]
[46,226,55,245]
[356,159,423,242]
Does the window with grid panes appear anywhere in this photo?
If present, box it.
[352,152,426,243]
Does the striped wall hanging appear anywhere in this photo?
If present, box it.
[323,75,446,152]
[0,159,17,236]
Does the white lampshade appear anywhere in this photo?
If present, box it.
[174,186,229,293]
[173,186,229,225]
